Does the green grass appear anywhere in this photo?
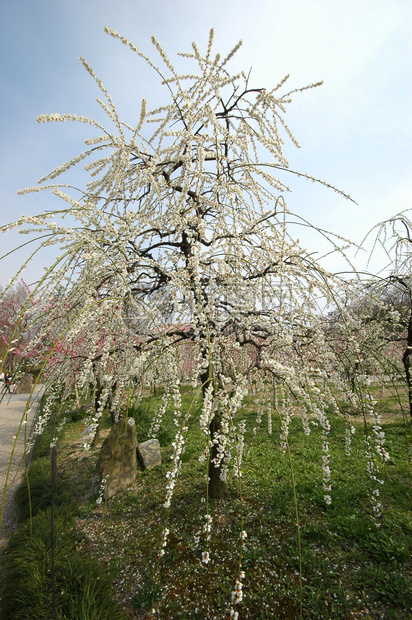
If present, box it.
[0,396,127,620]
[14,456,74,521]
[2,384,411,619]
[0,508,127,620]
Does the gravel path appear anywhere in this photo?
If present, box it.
[0,386,43,549]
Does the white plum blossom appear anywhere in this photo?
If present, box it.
[1,27,394,617]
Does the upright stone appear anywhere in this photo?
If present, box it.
[137,438,162,469]
[97,418,138,499]
[15,373,33,394]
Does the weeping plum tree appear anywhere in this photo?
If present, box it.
[1,28,395,617]
[5,29,376,509]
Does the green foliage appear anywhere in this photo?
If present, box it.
[4,385,411,618]
[69,407,91,423]
[30,429,54,462]
[14,457,74,521]
[128,399,173,446]
[0,509,127,620]
[131,577,163,615]
[128,389,202,447]
[73,389,411,619]
[0,410,127,620]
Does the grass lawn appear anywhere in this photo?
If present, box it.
[1,381,411,619]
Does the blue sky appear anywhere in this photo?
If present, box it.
[0,0,411,286]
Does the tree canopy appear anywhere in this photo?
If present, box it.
[0,30,397,618]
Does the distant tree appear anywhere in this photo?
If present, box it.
[325,279,406,396]
[366,211,412,418]
[0,281,31,373]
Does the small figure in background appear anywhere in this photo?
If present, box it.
[4,372,11,393]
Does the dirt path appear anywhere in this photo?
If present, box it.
[0,386,43,549]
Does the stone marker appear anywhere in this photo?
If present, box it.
[137,438,162,470]
[15,373,33,394]
[97,418,138,499]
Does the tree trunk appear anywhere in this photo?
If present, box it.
[108,384,118,423]
[208,411,227,499]
[349,362,359,393]
[74,383,80,409]
[402,313,412,420]
[201,369,227,499]
[402,309,412,420]
[91,381,103,446]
